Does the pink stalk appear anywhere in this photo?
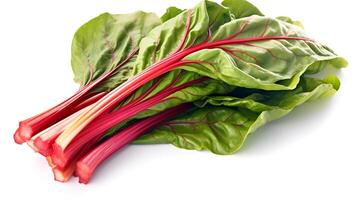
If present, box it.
[28,105,92,156]
[53,163,76,182]
[71,92,107,112]
[52,77,208,168]
[46,156,56,168]
[13,129,25,144]
[46,155,74,182]
[55,60,201,150]
[53,139,98,182]
[76,103,192,184]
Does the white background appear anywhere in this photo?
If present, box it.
[0,0,356,199]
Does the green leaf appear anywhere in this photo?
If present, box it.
[276,16,304,29]
[305,56,348,74]
[135,76,340,154]
[71,11,160,90]
[133,1,231,74]
[222,0,263,18]
[181,15,346,90]
[206,1,233,32]
[161,7,183,22]
[134,1,346,92]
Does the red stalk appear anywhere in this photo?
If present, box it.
[14,49,137,142]
[175,9,192,53]
[16,86,99,141]
[29,105,92,156]
[70,92,107,112]
[46,153,74,182]
[53,163,76,182]
[76,103,192,184]
[13,129,25,144]
[46,140,95,182]
[46,156,56,168]
[53,138,99,182]
[52,77,208,168]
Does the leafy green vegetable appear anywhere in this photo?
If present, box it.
[14,0,347,184]
[135,75,340,154]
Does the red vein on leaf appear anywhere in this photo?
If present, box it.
[86,57,95,84]
[202,28,213,44]
[225,18,251,40]
[219,47,258,63]
[104,32,116,65]
[241,43,283,60]
[175,9,192,53]
[260,19,270,37]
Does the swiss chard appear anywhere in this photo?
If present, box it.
[13,0,347,184]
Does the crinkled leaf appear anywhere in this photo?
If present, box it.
[133,1,231,74]
[180,15,346,90]
[71,11,160,90]
[276,16,304,29]
[134,1,346,92]
[161,7,183,22]
[222,0,263,18]
[305,55,348,74]
[133,6,204,74]
[135,76,340,154]
[206,1,233,32]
